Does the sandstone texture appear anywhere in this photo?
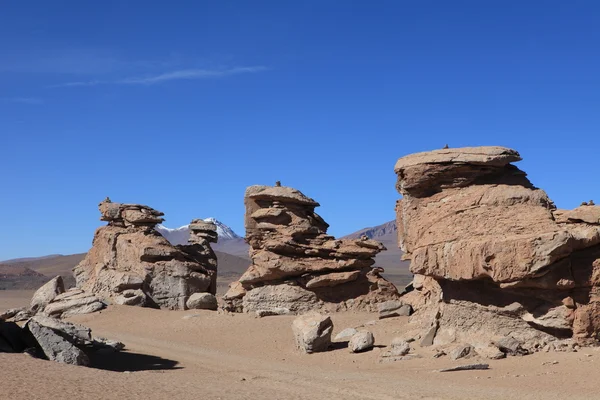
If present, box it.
[395,146,600,353]
[74,199,219,310]
[223,185,399,313]
[20,277,106,319]
[43,288,106,318]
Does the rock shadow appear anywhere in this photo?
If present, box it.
[88,350,181,372]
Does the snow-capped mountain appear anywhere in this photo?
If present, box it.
[156,218,241,246]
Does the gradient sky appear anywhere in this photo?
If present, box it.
[2,1,600,260]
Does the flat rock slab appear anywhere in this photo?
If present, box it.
[27,319,90,366]
[438,363,489,372]
[255,308,291,317]
[378,301,412,319]
[334,328,358,341]
[394,146,521,172]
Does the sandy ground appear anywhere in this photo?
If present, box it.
[2,291,600,400]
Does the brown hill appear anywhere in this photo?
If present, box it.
[0,251,249,294]
[342,220,412,288]
[0,221,408,292]
[0,264,49,290]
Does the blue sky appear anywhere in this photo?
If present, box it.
[1,1,600,260]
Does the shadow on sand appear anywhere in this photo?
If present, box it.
[330,341,387,352]
[89,350,182,372]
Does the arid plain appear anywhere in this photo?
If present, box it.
[1,290,599,400]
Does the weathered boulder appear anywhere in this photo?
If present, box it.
[449,344,474,360]
[186,292,218,310]
[223,185,399,313]
[395,146,600,352]
[43,288,106,318]
[25,316,92,366]
[242,284,319,314]
[379,338,415,362]
[292,313,333,354]
[30,276,65,313]
[378,300,412,319]
[348,331,375,353]
[74,199,219,310]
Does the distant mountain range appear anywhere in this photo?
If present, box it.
[156,218,249,258]
[156,218,241,245]
[0,219,412,291]
[342,219,411,287]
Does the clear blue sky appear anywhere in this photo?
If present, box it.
[2,1,600,260]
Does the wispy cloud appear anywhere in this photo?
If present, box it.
[1,97,44,105]
[50,66,267,88]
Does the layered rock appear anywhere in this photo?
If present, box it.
[27,276,106,318]
[74,199,218,310]
[223,185,399,313]
[395,146,600,353]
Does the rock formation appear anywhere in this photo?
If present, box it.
[0,315,124,366]
[74,199,218,310]
[223,185,399,313]
[395,146,600,354]
[29,276,106,318]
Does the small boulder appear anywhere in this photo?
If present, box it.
[92,337,125,353]
[495,336,527,356]
[334,328,358,341]
[292,312,333,354]
[477,346,506,360]
[255,308,290,317]
[349,331,374,353]
[389,338,411,356]
[449,344,474,360]
[30,276,65,313]
[379,338,416,362]
[115,289,146,306]
[378,300,412,319]
[186,293,218,310]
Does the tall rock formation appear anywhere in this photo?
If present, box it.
[223,185,399,313]
[395,146,600,352]
[74,199,218,310]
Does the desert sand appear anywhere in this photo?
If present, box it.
[1,290,598,400]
